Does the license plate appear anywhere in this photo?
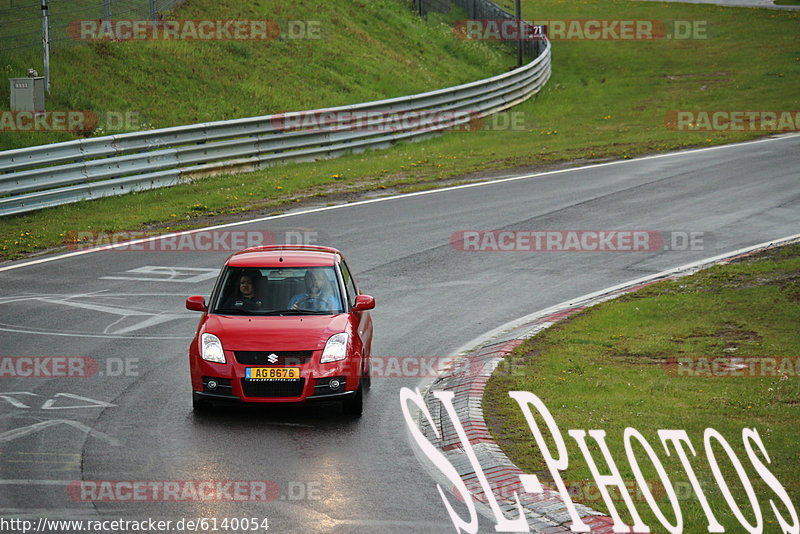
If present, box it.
[246,367,300,381]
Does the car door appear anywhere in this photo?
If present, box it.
[340,258,372,357]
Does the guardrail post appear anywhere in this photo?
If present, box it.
[41,0,51,93]
[516,0,522,68]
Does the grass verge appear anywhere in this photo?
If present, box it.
[1,0,798,260]
[483,241,800,532]
[0,0,511,150]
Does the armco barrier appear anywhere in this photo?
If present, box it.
[0,42,549,217]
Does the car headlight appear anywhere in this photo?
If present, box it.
[320,333,348,363]
[201,333,226,363]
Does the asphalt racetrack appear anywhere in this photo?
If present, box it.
[0,134,798,533]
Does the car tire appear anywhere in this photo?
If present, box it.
[192,396,212,412]
[361,356,371,390]
[342,384,363,416]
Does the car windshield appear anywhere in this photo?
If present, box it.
[211,266,344,316]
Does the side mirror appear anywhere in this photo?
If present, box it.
[186,295,207,312]
[352,294,375,312]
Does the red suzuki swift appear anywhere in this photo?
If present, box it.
[186,245,375,415]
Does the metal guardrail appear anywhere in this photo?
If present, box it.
[0,39,550,217]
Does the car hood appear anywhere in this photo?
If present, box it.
[205,314,349,352]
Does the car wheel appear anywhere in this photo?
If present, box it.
[342,384,363,416]
[361,356,371,390]
[192,396,212,412]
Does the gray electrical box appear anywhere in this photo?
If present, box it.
[9,77,46,112]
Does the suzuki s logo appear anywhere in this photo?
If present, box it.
[267,353,279,364]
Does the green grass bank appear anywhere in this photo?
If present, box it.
[1,0,798,260]
[484,242,800,532]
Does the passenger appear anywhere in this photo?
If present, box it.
[223,270,262,311]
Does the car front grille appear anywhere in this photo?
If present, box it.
[233,351,313,366]
[240,378,305,398]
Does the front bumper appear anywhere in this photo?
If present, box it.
[192,384,357,406]
[190,348,360,404]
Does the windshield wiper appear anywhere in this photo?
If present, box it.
[261,309,333,316]
[260,309,302,316]
[214,308,257,315]
[214,308,335,316]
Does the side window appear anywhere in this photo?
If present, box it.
[340,260,358,308]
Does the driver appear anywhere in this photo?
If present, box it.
[288,269,339,311]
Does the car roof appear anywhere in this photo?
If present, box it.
[226,245,341,268]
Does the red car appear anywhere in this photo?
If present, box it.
[186,245,375,415]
